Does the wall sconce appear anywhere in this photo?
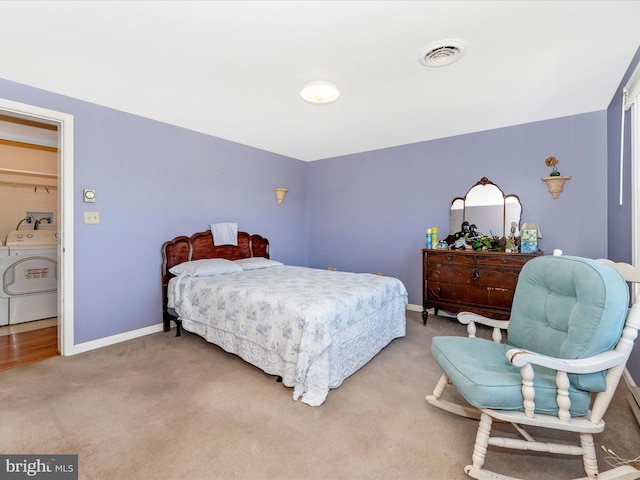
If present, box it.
[542,175,571,199]
[542,156,571,199]
[274,187,288,205]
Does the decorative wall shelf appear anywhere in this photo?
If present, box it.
[542,175,571,199]
[274,187,288,204]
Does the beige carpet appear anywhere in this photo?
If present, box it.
[1,311,638,480]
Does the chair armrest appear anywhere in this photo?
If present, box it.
[506,348,625,374]
[458,311,510,330]
[507,348,626,420]
[458,311,509,342]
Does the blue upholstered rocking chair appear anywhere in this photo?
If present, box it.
[426,255,640,480]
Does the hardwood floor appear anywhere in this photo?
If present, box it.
[0,326,59,371]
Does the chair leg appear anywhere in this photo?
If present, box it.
[463,419,616,480]
[430,373,449,400]
[427,373,482,420]
[580,433,599,479]
[465,412,493,476]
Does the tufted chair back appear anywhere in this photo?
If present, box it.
[507,255,629,392]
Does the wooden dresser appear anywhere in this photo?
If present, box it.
[422,249,540,324]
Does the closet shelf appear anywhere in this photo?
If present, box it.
[0,168,57,192]
[0,180,57,192]
[0,167,57,178]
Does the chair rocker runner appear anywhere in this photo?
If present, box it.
[426,256,640,480]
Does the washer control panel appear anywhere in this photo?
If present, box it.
[5,230,58,247]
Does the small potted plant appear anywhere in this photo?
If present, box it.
[545,156,560,176]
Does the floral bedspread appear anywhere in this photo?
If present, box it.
[167,265,408,403]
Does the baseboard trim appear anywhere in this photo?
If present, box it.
[69,323,165,355]
[624,367,638,389]
[624,369,640,428]
[68,304,424,355]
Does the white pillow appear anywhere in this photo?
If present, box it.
[169,258,243,277]
[234,257,284,271]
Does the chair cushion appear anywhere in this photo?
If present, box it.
[508,256,629,392]
[432,336,593,416]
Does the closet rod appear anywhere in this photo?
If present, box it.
[0,180,57,192]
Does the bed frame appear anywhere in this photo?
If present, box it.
[161,229,270,336]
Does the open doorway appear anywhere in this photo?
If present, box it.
[0,114,59,369]
[0,97,74,360]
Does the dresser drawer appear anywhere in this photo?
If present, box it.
[427,263,521,290]
[426,263,472,284]
[428,282,514,310]
[471,265,521,289]
[425,251,475,266]
[475,254,531,268]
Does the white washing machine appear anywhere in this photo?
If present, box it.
[0,230,58,326]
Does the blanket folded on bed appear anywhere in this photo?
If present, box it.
[211,222,238,246]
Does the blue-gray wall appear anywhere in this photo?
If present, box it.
[308,112,609,305]
[0,78,308,343]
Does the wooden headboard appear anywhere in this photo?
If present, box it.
[161,229,270,333]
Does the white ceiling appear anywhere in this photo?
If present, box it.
[1,1,639,162]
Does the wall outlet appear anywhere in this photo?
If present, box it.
[84,212,100,225]
[26,211,55,226]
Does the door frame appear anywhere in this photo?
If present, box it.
[0,97,74,355]
[633,101,639,298]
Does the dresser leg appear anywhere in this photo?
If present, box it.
[422,309,428,325]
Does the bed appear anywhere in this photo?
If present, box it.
[161,229,408,406]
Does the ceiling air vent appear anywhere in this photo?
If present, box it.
[419,40,466,68]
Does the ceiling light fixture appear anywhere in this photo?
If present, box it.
[419,39,466,68]
[300,81,340,105]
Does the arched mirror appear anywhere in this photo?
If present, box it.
[450,177,522,238]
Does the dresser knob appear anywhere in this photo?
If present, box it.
[447,255,452,261]
[502,258,508,264]
[472,268,480,280]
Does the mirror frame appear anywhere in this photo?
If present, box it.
[450,177,522,239]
